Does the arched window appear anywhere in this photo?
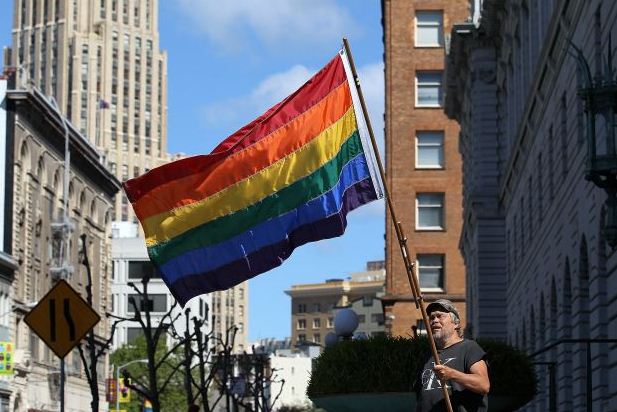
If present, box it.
[578,236,590,338]
[68,181,75,212]
[562,258,572,338]
[19,141,29,169]
[90,199,97,223]
[521,319,527,350]
[538,294,546,348]
[529,305,536,353]
[550,277,557,341]
[79,191,86,213]
[36,156,44,184]
[561,258,573,411]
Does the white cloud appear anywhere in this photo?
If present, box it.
[202,64,314,132]
[357,61,385,156]
[203,60,384,146]
[176,0,354,54]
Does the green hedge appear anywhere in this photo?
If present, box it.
[307,336,536,403]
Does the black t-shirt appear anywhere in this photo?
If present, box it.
[415,339,488,412]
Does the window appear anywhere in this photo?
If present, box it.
[416,72,443,107]
[313,318,321,329]
[127,327,144,343]
[357,314,366,323]
[128,260,161,279]
[415,11,443,47]
[297,303,306,313]
[416,193,444,230]
[327,317,334,328]
[313,303,321,312]
[362,296,373,307]
[127,294,167,313]
[297,319,306,330]
[416,131,444,168]
[298,334,306,342]
[417,254,444,289]
[313,333,321,344]
[371,313,384,325]
[415,320,427,336]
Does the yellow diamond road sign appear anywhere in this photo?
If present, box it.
[24,280,100,359]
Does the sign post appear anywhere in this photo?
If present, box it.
[24,280,101,411]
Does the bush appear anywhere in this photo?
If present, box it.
[307,335,426,396]
[307,335,536,404]
[477,338,537,399]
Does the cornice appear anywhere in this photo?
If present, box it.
[6,87,122,198]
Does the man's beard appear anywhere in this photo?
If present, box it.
[433,328,453,348]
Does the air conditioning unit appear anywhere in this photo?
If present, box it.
[14,349,31,370]
[49,266,74,280]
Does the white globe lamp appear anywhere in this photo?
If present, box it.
[334,308,359,339]
[324,331,339,347]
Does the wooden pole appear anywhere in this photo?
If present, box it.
[342,37,454,412]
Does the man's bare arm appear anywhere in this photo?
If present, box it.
[433,360,490,395]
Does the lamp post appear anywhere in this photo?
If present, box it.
[325,307,360,347]
[116,359,147,412]
[570,38,617,247]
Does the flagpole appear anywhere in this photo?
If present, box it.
[342,38,454,412]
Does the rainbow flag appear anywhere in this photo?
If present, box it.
[123,49,384,306]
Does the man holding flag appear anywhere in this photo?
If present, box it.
[415,300,490,412]
[124,40,465,411]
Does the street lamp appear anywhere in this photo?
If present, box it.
[334,307,359,340]
[324,307,360,347]
[116,359,147,411]
[570,38,617,247]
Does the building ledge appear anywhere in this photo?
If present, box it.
[0,251,17,279]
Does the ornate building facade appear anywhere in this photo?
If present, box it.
[2,76,120,410]
[446,0,616,409]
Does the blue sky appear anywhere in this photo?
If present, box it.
[0,1,385,342]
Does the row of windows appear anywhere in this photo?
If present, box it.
[296,318,333,330]
[19,0,61,27]
[297,331,386,344]
[296,313,385,329]
[297,333,320,344]
[101,0,152,30]
[295,296,382,314]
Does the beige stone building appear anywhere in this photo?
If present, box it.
[10,0,168,223]
[381,0,469,337]
[2,74,120,411]
[211,286,249,353]
[285,262,385,346]
[8,0,249,359]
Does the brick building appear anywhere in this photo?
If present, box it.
[381,0,469,337]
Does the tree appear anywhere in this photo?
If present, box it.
[77,234,124,412]
[110,334,186,411]
[109,275,188,412]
